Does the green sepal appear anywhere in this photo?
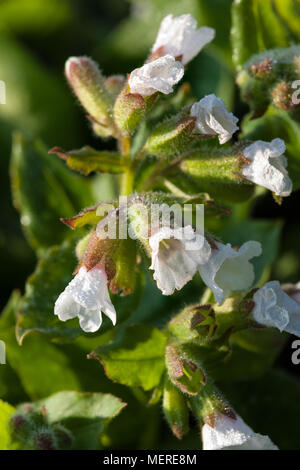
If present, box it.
[114,88,147,137]
[144,116,196,158]
[167,146,255,203]
[165,343,206,396]
[168,304,217,344]
[82,228,138,295]
[60,202,116,230]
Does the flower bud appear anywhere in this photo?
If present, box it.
[33,428,56,450]
[236,46,300,117]
[65,56,117,137]
[10,413,31,441]
[271,81,296,110]
[53,424,73,449]
[104,75,126,97]
[168,304,217,344]
[144,115,196,158]
[163,378,189,439]
[165,343,206,395]
[113,87,147,137]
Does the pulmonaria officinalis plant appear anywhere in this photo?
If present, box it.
[4,6,300,451]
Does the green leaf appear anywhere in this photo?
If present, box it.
[36,391,126,423]
[90,325,167,391]
[0,292,82,399]
[231,0,290,68]
[197,0,234,66]
[50,146,124,176]
[231,0,260,68]
[10,134,95,253]
[241,107,300,189]
[1,293,123,402]
[273,0,300,42]
[0,400,15,450]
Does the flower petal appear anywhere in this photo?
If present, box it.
[242,139,292,197]
[149,225,211,295]
[152,14,215,65]
[253,280,300,336]
[78,308,102,333]
[54,266,116,333]
[199,241,262,304]
[202,414,278,450]
[128,55,184,97]
[191,94,239,144]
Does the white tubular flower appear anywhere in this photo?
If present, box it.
[252,280,300,336]
[54,266,116,333]
[241,139,292,197]
[198,241,262,305]
[149,225,211,296]
[151,14,215,66]
[128,55,184,97]
[190,94,239,144]
[202,414,278,450]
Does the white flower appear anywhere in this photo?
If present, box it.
[149,225,211,295]
[202,414,278,450]
[151,14,215,66]
[252,280,300,336]
[190,94,239,144]
[198,241,262,305]
[54,266,116,333]
[128,55,184,97]
[241,139,292,197]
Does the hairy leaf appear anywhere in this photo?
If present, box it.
[90,325,167,390]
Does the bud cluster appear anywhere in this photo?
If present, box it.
[9,405,73,450]
[237,45,300,116]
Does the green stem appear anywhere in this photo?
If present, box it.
[120,165,135,195]
[119,134,135,196]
